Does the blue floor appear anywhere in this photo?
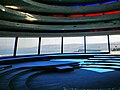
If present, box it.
[1,55,120,90]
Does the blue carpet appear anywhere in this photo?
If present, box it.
[27,69,120,90]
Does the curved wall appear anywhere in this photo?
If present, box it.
[0,0,120,36]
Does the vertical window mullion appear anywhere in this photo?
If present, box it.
[38,37,41,55]
[13,37,18,56]
[84,36,86,53]
[107,35,111,53]
[61,37,63,54]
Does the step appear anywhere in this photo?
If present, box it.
[84,60,105,63]
[0,69,28,90]
[105,60,120,63]
[81,63,120,66]
[88,58,120,60]
[13,61,79,68]
[0,67,25,76]
[94,56,120,58]
[56,65,74,71]
[9,70,39,90]
[25,71,46,89]
[80,65,120,70]
[0,65,12,71]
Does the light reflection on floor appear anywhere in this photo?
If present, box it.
[81,68,114,73]
[51,59,115,73]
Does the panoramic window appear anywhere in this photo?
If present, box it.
[86,35,108,53]
[63,37,84,53]
[110,35,120,54]
[40,37,61,54]
[0,37,15,56]
[17,38,39,55]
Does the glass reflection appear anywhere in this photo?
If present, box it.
[0,37,15,56]
[63,37,84,53]
[41,37,61,54]
[16,38,39,55]
[86,35,108,53]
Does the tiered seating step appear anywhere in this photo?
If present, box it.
[84,60,105,63]
[94,56,120,58]
[56,66,74,71]
[88,58,120,60]
[0,65,12,71]
[105,60,120,63]
[80,65,120,70]
[81,63,120,66]
[13,61,79,69]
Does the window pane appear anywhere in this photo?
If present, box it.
[110,35,120,54]
[86,35,108,53]
[63,37,84,53]
[41,37,61,54]
[17,38,39,55]
[0,37,15,56]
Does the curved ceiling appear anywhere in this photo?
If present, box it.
[0,0,120,36]
[0,0,120,14]
[29,0,117,4]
